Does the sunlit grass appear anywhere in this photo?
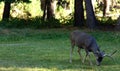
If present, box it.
[0,67,51,71]
[0,28,120,71]
[0,65,120,71]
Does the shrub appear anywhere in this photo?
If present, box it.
[0,17,61,29]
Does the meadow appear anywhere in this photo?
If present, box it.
[0,28,119,71]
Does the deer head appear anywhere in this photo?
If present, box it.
[96,50,117,66]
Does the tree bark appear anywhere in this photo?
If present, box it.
[47,0,54,20]
[41,0,55,20]
[74,0,84,27]
[2,2,11,20]
[85,0,97,29]
[42,0,47,20]
[40,0,46,11]
[103,0,111,16]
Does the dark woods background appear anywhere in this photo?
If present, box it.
[0,0,120,29]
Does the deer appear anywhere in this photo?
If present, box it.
[70,30,117,66]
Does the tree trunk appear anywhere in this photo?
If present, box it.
[42,0,47,20]
[40,0,46,11]
[41,0,55,20]
[85,0,97,29]
[2,2,11,20]
[47,0,54,20]
[103,0,111,16]
[74,0,84,27]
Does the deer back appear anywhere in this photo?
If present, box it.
[71,30,99,52]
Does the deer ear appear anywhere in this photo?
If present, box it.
[94,51,99,57]
[94,51,100,55]
[96,51,104,57]
[101,51,105,57]
[96,51,100,54]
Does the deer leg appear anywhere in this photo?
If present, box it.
[83,51,88,63]
[70,42,75,63]
[87,53,93,65]
[83,50,93,65]
[77,47,83,62]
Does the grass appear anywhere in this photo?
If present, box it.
[0,28,120,71]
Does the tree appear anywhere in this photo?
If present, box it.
[103,0,111,16]
[1,0,31,20]
[40,0,55,20]
[47,0,55,20]
[2,1,11,20]
[74,0,97,29]
[98,0,117,16]
[74,0,84,27]
[84,0,97,29]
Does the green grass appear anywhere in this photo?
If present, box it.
[0,28,120,71]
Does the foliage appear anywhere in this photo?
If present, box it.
[0,0,120,28]
[98,17,117,25]
[0,29,120,71]
[59,13,74,26]
[0,2,4,19]
[0,0,31,3]
[0,17,61,29]
[10,0,42,18]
